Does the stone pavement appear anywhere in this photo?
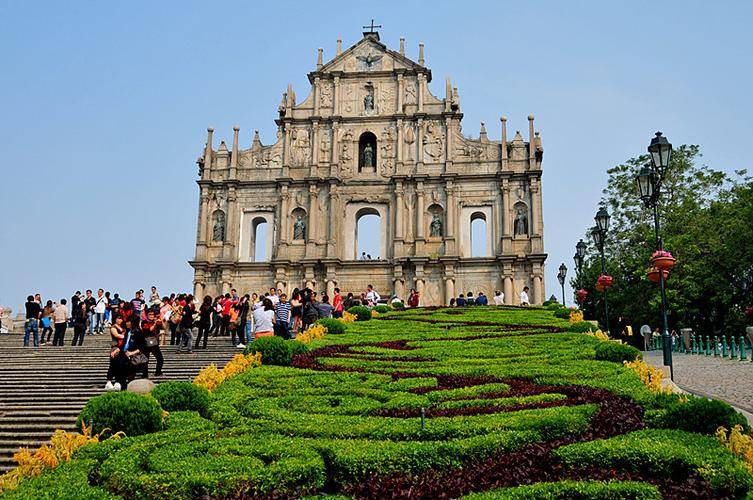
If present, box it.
[644,350,753,422]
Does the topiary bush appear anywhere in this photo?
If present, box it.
[245,335,310,366]
[347,305,372,321]
[568,321,597,333]
[545,302,562,310]
[391,301,405,309]
[554,308,572,319]
[650,396,749,435]
[317,318,346,335]
[151,381,210,416]
[373,305,390,314]
[595,342,641,363]
[76,391,163,438]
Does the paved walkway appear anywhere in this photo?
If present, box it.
[644,350,753,422]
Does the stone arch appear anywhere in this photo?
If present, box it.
[343,203,389,260]
[252,216,271,262]
[356,207,381,259]
[427,203,444,238]
[358,132,377,173]
[291,207,307,241]
[470,211,488,257]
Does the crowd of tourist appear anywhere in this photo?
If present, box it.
[20,283,394,391]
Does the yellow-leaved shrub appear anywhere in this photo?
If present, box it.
[297,323,326,344]
[568,309,584,323]
[0,423,113,493]
[340,311,357,323]
[623,359,669,394]
[193,352,262,392]
[717,425,753,471]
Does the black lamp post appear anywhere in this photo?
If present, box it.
[636,131,673,379]
[591,208,611,334]
[557,263,568,305]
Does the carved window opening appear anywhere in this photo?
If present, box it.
[251,216,270,262]
[358,132,377,173]
[470,212,488,257]
[356,207,381,260]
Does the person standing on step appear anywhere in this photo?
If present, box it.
[131,290,146,323]
[70,291,81,324]
[105,315,126,391]
[141,308,164,376]
[274,293,292,339]
[94,288,107,334]
[177,294,195,354]
[71,301,87,346]
[108,293,121,324]
[229,303,244,348]
[238,294,251,346]
[83,289,96,335]
[332,288,343,319]
[519,286,530,307]
[195,295,213,350]
[253,298,275,338]
[52,298,68,346]
[40,300,54,345]
[23,295,41,347]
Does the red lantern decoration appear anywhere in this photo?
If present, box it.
[575,289,588,304]
[595,282,605,293]
[647,267,669,283]
[597,274,614,288]
[651,250,676,271]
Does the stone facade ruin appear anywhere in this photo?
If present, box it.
[190,31,547,305]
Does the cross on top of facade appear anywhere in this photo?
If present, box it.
[362,19,382,33]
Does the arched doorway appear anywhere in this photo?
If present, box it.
[470,212,488,257]
[358,132,377,173]
[252,216,269,262]
[356,207,381,260]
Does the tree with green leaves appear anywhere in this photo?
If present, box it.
[573,145,752,341]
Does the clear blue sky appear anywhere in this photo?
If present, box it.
[2,1,751,311]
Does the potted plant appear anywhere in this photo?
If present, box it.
[651,250,676,271]
[647,267,669,283]
[597,274,614,288]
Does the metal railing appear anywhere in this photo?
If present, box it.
[647,334,753,361]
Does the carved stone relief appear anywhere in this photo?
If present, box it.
[319,81,333,108]
[291,128,310,167]
[422,121,444,161]
[404,124,416,161]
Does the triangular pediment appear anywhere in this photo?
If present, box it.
[314,35,425,78]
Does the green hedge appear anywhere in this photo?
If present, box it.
[317,318,346,335]
[244,336,309,366]
[464,480,661,499]
[568,321,597,333]
[553,308,572,319]
[347,305,372,321]
[373,305,391,314]
[76,391,163,438]
[594,342,641,363]
[151,381,210,416]
[648,396,749,435]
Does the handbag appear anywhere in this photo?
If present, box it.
[129,353,149,367]
[145,336,159,348]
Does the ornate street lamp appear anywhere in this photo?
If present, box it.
[557,263,568,305]
[636,131,674,379]
[573,252,582,274]
[591,212,611,334]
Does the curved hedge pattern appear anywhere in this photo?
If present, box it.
[6,306,752,499]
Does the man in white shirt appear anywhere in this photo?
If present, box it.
[493,290,505,305]
[94,289,107,334]
[52,299,69,346]
[268,287,280,305]
[365,284,381,306]
[519,286,530,306]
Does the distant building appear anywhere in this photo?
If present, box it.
[191,30,547,305]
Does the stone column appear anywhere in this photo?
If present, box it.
[504,275,513,305]
[533,274,543,305]
[416,181,425,239]
[280,184,290,243]
[396,118,404,165]
[417,74,425,113]
[444,117,453,170]
[417,118,424,166]
[397,74,404,112]
[395,181,404,239]
[230,126,239,180]
[276,280,286,293]
[444,277,455,306]
[224,189,237,260]
[333,76,340,115]
[308,184,318,244]
[326,279,335,300]
[283,126,291,167]
[393,265,405,300]
[446,181,455,238]
[197,187,209,244]
[500,116,508,169]
[312,122,320,165]
[304,266,315,291]
[313,77,320,116]
[531,178,544,238]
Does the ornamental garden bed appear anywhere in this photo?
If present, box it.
[3,306,753,499]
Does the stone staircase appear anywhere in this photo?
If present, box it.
[0,330,240,472]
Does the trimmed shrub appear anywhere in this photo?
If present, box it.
[568,321,597,333]
[373,305,390,314]
[317,318,346,335]
[151,381,210,416]
[651,397,749,435]
[553,308,572,320]
[347,305,372,321]
[465,480,661,500]
[595,342,641,363]
[76,392,162,438]
[245,336,309,366]
[391,301,405,309]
